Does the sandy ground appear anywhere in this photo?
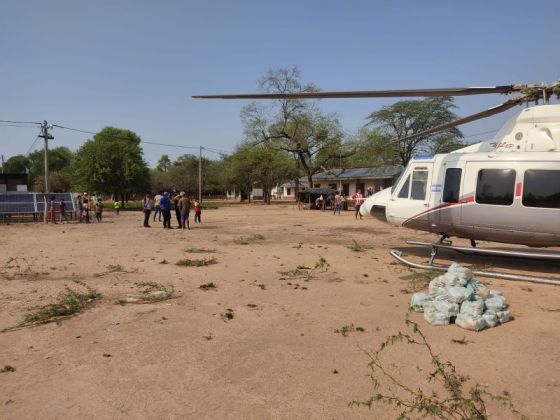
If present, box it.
[0,204,559,419]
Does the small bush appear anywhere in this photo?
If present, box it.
[350,316,524,419]
[199,282,217,290]
[221,308,234,321]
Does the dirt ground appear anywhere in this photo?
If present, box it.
[1,204,559,419]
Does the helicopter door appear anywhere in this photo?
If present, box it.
[387,164,433,228]
[428,165,465,232]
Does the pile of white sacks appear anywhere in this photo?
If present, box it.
[410,263,511,331]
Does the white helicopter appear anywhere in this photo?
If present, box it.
[194,82,560,284]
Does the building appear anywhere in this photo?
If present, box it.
[0,173,28,193]
[280,166,402,199]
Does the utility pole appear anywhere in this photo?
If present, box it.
[38,121,54,222]
[198,146,202,202]
[39,121,54,193]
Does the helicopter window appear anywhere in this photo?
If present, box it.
[397,175,410,198]
[476,169,516,206]
[411,170,428,200]
[443,168,462,203]
[522,170,560,208]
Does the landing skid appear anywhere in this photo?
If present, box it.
[390,250,560,286]
[406,240,560,261]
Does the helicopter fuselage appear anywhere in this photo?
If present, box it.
[362,105,560,247]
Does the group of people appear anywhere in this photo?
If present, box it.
[47,193,104,224]
[314,189,366,220]
[142,191,202,229]
[76,194,104,223]
[333,189,365,219]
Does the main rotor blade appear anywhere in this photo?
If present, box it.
[193,86,516,100]
[393,96,526,143]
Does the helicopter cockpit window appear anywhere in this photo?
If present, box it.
[476,169,516,206]
[443,168,462,203]
[397,175,410,198]
[411,170,428,200]
[522,170,560,208]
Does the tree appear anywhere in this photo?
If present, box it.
[345,127,399,167]
[71,127,150,204]
[156,154,172,172]
[365,97,464,166]
[27,146,74,187]
[151,154,227,197]
[241,67,351,188]
[224,143,299,203]
[2,155,30,174]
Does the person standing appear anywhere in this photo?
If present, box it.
[49,196,56,224]
[352,189,364,220]
[59,198,69,223]
[114,200,121,215]
[178,192,191,230]
[159,192,172,229]
[173,191,182,228]
[193,199,202,223]
[77,195,84,222]
[333,191,342,215]
[83,193,91,224]
[142,194,152,228]
[153,192,162,222]
[95,199,103,222]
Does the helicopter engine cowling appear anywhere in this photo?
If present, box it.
[359,188,392,222]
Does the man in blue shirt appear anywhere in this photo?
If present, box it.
[159,192,172,229]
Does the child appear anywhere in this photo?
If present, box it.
[49,196,56,224]
[59,198,68,223]
[95,199,103,222]
[194,199,202,223]
[114,200,121,215]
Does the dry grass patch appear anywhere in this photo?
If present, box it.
[176,257,218,267]
[185,247,217,254]
[0,257,39,280]
[347,240,373,252]
[20,286,101,326]
[233,234,265,245]
[118,282,174,304]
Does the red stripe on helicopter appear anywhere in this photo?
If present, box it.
[403,194,475,224]
[516,182,522,197]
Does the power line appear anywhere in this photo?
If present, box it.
[25,129,43,155]
[52,123,226,153]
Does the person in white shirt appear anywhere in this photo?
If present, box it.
[153,192,162,222]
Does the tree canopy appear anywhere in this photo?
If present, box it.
[241,67,351,187]
[223,143,299,203]
[151,154,226,197]
[71,127,150,200]
[365,97,465,166]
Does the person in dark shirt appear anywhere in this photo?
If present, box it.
[173,191,182,228]
[159,192,172,229]
[59,199,68,223]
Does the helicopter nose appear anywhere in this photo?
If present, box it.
[370,205,387,223]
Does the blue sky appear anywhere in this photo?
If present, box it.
[2,0,559,167]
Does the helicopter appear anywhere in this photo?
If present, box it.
[193,82,560,284]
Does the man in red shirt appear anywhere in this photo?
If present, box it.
[352,189,364,220]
